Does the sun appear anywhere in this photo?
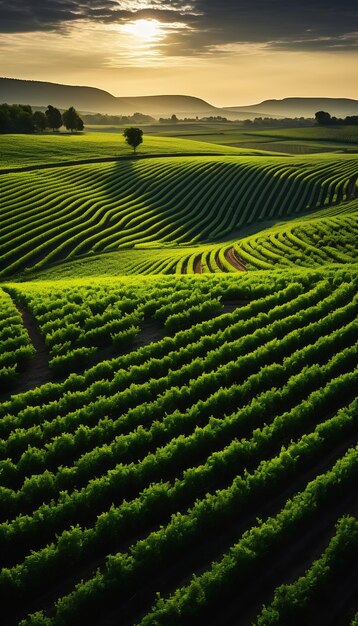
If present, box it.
[123,19,162,42]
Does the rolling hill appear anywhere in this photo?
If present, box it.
[0,78,335,120]
[0,78,221,118]
[225,97,358,119]
[0,125,357,626]
[1,150,356,279]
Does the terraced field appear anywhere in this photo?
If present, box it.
[0,129,357,625]
[1,154,357,279]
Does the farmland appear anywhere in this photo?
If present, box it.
[0,132,269,171]
[1,152,357,279]
[0,126,357,625]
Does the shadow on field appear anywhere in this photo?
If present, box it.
[3,153,357,280]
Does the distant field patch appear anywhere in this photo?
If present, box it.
[249,125,358,144]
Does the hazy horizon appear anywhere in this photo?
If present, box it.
[0,1,357,106]
[2,74,358,109]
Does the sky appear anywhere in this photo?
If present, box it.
[0,0,357,105]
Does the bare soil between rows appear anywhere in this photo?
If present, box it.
[225,247,247,271]
[0,301,51,401]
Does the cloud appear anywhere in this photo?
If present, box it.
[0,0,357,55]
[0,1,197,33]
[164,0,358,55]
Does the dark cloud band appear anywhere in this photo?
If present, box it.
[0,0,356,54]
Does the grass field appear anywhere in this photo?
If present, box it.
[0,127,357,626]
[0,132,278,171]
[86,122,358,154]
[248,125,358,144]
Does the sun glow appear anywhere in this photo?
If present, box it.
[123,19,163,42]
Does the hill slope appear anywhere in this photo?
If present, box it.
[225,97,358,118]
[1,78,333,119]
[0,122,357,626]
[0,78,220,117]
[1,154,356,279]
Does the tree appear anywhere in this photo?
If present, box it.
[0,104,33,133]
[33,111,48,131]
[123,127,143,153]
[345,115,358,125]
[63,106,84,132]
[76,116,84,131]
[45,105,62,131]
[171,114,178,123]
[315,111,331,125]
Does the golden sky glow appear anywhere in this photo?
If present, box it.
[121,19,164,41]
[0,0,357,105]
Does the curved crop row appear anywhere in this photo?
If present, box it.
[1,155,357,278]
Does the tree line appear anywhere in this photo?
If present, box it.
[315,111,358,125]
[243,117,314,128]
[0,104,84,133]
[83,112,154,124]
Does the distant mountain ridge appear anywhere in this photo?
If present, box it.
[224,97,358,118]
[0,78,221,118]
[1,78,357,119]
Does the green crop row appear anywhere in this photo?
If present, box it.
[0,277,299,428]
[255,515,358,625]
[135,438,358,626]
[0,289,35,390]
[14,402,358,625]
[1,155,357,278]
[0,281,331,461]
[1,368,355,615]
[0,270,356,624]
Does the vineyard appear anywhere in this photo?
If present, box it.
[0,268,356,625]
[21,196,358,279]
[0,154,357,279]
[0,128,357,625]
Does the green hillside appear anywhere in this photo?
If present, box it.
[1,154,357,279]
[0,127,357,626]
[0,133,263,171]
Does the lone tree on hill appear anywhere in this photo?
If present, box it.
[123,127,143,153]
[63,106,84,132]
[33,111,48,131]
[45,105,62,131]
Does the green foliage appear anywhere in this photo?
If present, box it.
[0,104,35,133]
[0,112,357,626]
[0,288,35,390]
[1,155,357,279]
[62,107,84,132]
[256,516,358,625]
[315,110,332,125]
[45,105,62,132]
[33,111,48,132]
[123,126,143,152]
[0,271,356,626]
